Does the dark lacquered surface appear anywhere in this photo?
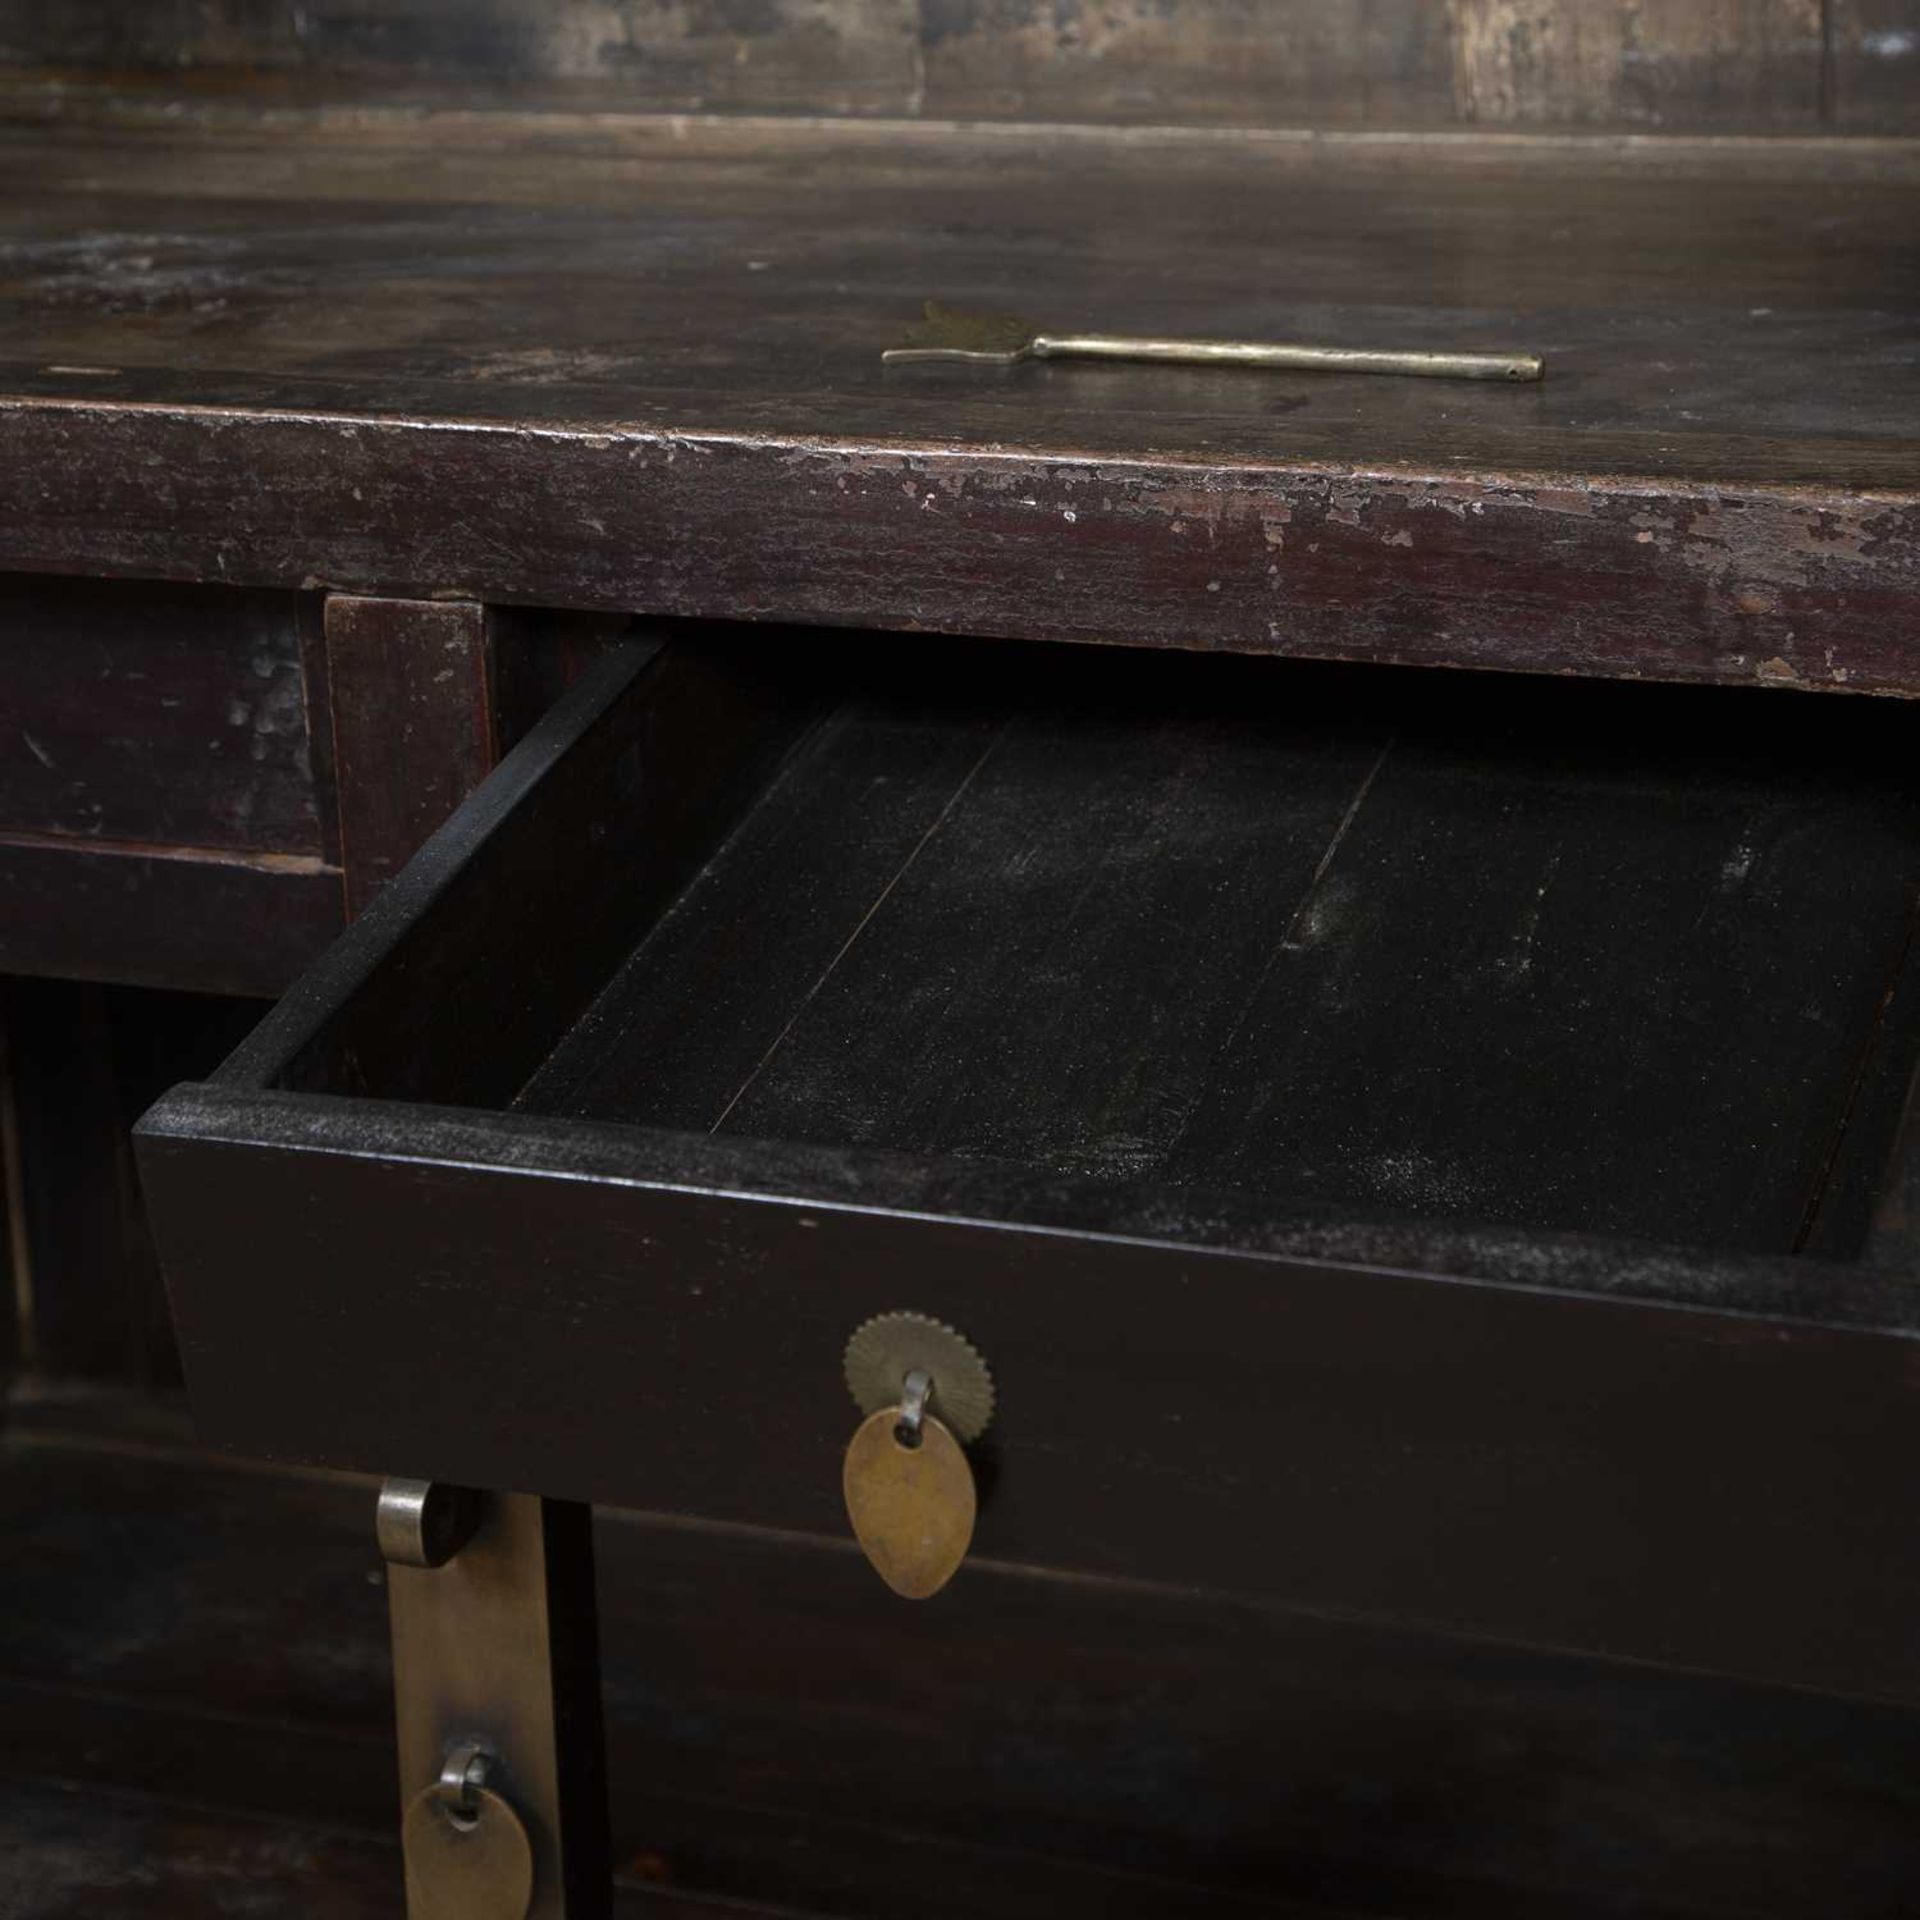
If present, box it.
[2,110,1917,690]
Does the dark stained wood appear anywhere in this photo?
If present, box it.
[0,1783,409,1920]
[523,649,1920,1257]
[133,1077,1920,1706]
[0,983,133,1382]
[233,636,817,1110]
[488,607,642,753]
[1448,0,1824,127]
[11,1398,1920,1918]
[321,596,497,917]
[0,573,324,854]
[0,0,1878,131]
[1864,1041,1920,1276]
[1801,911,1920,1263]
[0,835,343,995]
[605,649,1912,1250]
[1832,0,1920,129]
[134,632,1920,1699]
[0,570,346,993]
[0,981,261,1382]
[0,116,1915,694]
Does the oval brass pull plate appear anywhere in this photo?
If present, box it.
[402,1780,535,1920]
[842,1407,977,1600]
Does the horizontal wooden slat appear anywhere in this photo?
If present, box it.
[0,0,1893,130]
[0,837,342,994]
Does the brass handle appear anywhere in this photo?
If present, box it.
[841,1314,995,1600]
[401,1744,535,1920]
[883,302,1545,382]
[1033,333,1543,382]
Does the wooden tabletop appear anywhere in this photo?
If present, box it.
[2,101,1916,692]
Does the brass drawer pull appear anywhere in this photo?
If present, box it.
[842,1313,994,1600]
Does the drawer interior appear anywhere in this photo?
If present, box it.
[485,634,1919,1262]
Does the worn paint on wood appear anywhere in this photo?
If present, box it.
[3,403,1917,697]
[0,836,343,994]
[1832,0,1920,128]
[920,0,1455,126]
[0,0,923,116]
[0,117,1914,697]
[0,575,322,855]
[1450,0,1825,127]
[0,0,1894,128]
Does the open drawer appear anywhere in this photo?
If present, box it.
[137,628,1920,1703]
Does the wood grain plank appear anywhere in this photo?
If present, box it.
[526,648,1920,1255]
[1156,678,1920,1253]
[707,661,1396,1177]
[520,664,1010,1130]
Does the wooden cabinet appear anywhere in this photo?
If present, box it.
[5,17,1920,1912]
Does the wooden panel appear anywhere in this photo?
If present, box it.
[920,1,1455,126]
[0,574,323,854]
[1832,0,1920,128]
[1450,0,1824,127]
[242,640,814,1110]
[0,118,1915,695]
[9,1405,1920,1917]
[0,0,922,117]
[0,838,342,995]
[321,596,498,917]
[136,1085,1920,1705]
[0,0,1856,128]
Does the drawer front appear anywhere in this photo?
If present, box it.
[140,1086,1920,1705]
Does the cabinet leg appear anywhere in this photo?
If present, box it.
[380,1484,610,1918]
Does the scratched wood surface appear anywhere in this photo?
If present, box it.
[523,642,1920,1257]
[0,113,1915,694]
[0,0,1911,130]
[0,574,322,855]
